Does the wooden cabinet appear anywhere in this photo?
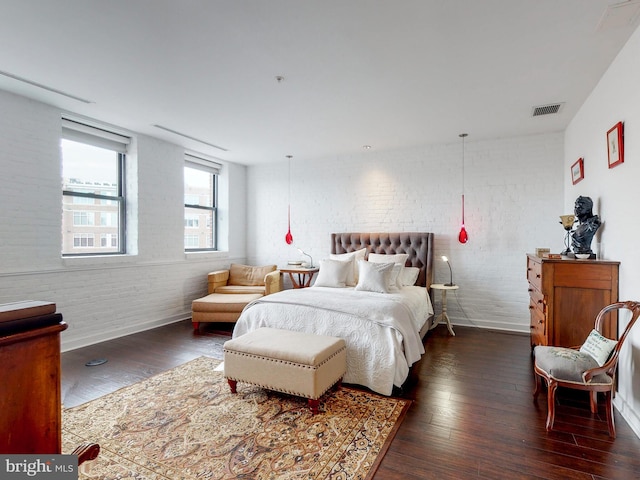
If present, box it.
[526,254,619,348]
[0,302,67,454]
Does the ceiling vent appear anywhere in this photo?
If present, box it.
[532,103,564,117]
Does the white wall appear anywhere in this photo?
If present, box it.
[0,90,247,350]
[565,24,640,437]
[246,133,564,333]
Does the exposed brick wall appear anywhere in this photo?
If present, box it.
[247,134,564,332]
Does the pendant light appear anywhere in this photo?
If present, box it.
[285,155,293,244]
[458,133,469,244]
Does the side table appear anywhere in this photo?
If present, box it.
[280,266,320,289]
[430,283,458,336]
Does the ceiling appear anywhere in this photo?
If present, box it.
[1,0,639,165]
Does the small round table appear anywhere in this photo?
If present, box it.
[280,266,320,289]
[430,283,458,336]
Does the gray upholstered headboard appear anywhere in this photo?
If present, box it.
[330,232,435,295]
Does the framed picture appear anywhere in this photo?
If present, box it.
[571,158,584,184]
[607,121,624,168]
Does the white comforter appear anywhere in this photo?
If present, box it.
[232,286,433,396]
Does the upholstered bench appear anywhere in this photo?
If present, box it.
[223,327,347,414]
[191,293,262,332]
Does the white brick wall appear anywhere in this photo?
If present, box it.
[0,90,246,350]
[247,133,564,332]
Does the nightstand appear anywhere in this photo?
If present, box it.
[430,283,458,336]
[280,266,320,289]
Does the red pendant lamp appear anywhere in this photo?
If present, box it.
[458,133,468,244]
[285,155,294,244]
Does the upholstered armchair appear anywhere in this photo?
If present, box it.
[191,264,283,332]
[207,263,282,295]
[533,301,640,438]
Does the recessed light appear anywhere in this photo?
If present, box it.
[363,145,372,149]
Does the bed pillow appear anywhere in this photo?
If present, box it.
[355,260,394,294]
[314,258,352,288]
[329,248,366,286]
[579,329,618,366]
[400,266,420,286]
[368,253,409,267]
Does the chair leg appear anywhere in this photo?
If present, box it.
[589,391,598,414]
[605,391,616,438]
[546,381,558,431]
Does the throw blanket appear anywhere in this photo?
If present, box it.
[233,286,430,395]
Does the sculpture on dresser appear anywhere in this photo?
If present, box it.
[571,196,601,258]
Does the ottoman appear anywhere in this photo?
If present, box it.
[191,293,263,332]
[223,327,347,414]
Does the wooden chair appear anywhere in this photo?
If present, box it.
[533,301,640,438]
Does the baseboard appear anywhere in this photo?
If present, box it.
[61,312,191,352]
[614,395,640,439]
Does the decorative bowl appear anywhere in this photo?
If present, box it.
[287,260,303,265]
[575,253,591,259]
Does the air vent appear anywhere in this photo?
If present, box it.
[532,103,564,117]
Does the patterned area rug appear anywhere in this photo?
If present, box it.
[63,356,410,479]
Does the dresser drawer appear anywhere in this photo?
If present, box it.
[529,300,546,346]
[527,258,542,290]
[528,284,545,313]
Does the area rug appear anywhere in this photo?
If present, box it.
[62,356,410,479]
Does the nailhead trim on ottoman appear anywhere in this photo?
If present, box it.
[223,327,347,414]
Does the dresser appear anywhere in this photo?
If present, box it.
[526,254,619,348]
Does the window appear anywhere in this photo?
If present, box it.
[184,154,220,251]
[61,118,129,255]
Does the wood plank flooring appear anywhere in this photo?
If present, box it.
[61,322,640,479]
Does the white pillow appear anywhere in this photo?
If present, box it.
[400,266,420,286]
[388,263,404,289]
[355,260,394,294]
[313,258,352,288]
[329,248,366,286]
[579,329,618,367]
[368,253,409,267]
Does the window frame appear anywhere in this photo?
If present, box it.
[184,154,220,252]
[61,118,129,257]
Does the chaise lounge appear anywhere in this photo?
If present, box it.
[191,263,282,333]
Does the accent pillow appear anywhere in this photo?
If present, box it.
[400,266,420,286]
[228,263,277,286]
[329,248,366,286]
[579,329,618,367]
[314,258,352,288]
[355,260,394,294]
[368,253,409,267]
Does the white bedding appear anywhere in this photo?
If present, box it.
[232,285,434,396]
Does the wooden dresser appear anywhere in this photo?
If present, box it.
[526,254,619,348]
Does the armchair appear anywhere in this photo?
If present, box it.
[191,264,282,333]
[533,301,640,438]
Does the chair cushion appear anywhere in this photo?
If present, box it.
[214,285,266,295]
[534,345,612,385]
[228,264,276,286]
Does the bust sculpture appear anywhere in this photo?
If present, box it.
[570,196,601,256]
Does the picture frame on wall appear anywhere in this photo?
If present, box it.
[571,158,584,184]
[607,121,624,168]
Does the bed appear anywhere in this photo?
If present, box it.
[232,232,435,396]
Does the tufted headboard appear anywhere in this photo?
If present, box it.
[330,232,435,297]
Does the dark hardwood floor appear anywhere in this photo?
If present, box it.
[61,322,640,479]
